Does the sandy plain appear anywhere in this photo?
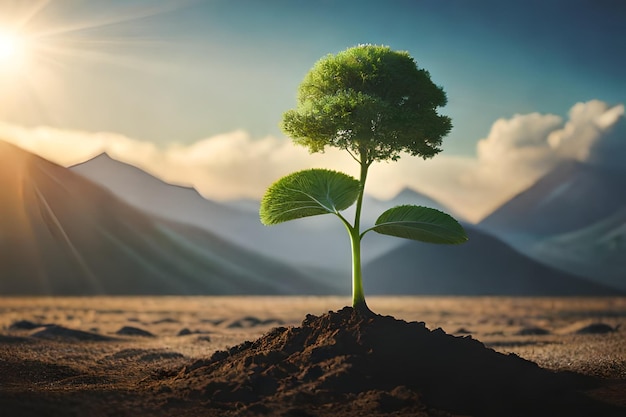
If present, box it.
[1,296,625,416]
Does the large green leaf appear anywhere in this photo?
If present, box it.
[260,169,360,225]
[370,205,467,244]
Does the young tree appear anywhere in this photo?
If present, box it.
[260,45,467,314]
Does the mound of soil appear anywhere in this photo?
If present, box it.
[161,307,622,417]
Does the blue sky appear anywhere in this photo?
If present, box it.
[1,0,624,221]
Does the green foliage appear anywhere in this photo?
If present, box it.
[281,44,452,164]
[367,205,468,244]
[262,45,466,313]
[260,169,360,225]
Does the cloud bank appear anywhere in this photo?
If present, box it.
[1,100,623,223]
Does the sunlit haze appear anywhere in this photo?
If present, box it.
[0,31,19,60]
[0,29,27,73]
[0,0,624,222]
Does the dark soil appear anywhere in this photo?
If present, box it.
[158,307,624,416]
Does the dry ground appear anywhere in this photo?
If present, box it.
[1,296,625,416]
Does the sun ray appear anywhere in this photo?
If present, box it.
[31,1,193,38]
[0,1,193,129]
[8,0,51,30]
[32,174,104,293]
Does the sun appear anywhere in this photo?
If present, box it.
[0,1,187,125]
[0,31,22,59]
[0,30,27,72]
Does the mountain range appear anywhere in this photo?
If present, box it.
[1,141,620,296]
[480,161,626,241]
[363,224,617,295]
[0,141,333,295]
[478,160,626,291]
[71,152,449,276]
[529,207,626,290]
[69,151,622,296]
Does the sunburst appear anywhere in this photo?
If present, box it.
[0,0,187,120]
[0,31,19,60]
[0,29,28,73]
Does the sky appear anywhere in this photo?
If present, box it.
[0,0,624,222]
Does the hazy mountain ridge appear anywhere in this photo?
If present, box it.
[70,153,453,275]
[69,151,624,295]
[477,159,626,290]
[0,141,332,295]
[529,207,626,290]
[479,160,626,239]
[363,224,620,295]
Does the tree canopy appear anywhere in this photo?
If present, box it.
[281,44,452,165]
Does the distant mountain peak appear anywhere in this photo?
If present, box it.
[479,159,626,236]
[391,187,431,201]
[90,152,115,161]
[74,152,136,170]
[72,152,200,194]
[386,186,462,218]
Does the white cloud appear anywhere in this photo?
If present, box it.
[0,122,356,200]
[439,100,624,221]
[0,122,113,165]
[478,112,563,163]
[1,99,623,224]
[132,131,357,199]
[368,100,624,221]
[548,100,625,161]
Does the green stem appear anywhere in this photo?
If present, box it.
[350,152,372,314]
[349,225,368,312]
